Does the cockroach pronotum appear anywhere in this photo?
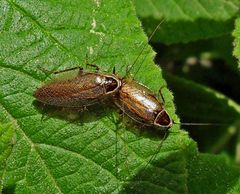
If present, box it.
[34,67,121,109]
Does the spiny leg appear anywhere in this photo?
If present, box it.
[41,110,49,121]
[106,63,116,75]
[61,106,88,121]
[112,66,116,74]
[86,63,100,72]
[135,127,169,186]
[54,66,84,76]
[85,53,100,72]
[39,103,52,121]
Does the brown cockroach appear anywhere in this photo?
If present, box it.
[114,77,172,129]
[112,20,172,129]
[112,20,221,130]
[34,67,121,109]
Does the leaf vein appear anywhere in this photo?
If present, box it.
[0,65,41,82]
[36,143,120,183]
[0,101,64,193]
[7,0,81,66]
[171,0,189,19]
[194,0,212,18]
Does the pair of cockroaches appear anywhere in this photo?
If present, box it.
[33,65,172,130]
[34,21,172,130]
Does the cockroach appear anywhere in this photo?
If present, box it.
[114,78,172,129]
[34,67,121,108]
[112,20,228,182]
[113,20,223,130]
[112,20,172,129]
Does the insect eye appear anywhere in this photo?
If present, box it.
[104,77,119,93]
[155,110,172,128]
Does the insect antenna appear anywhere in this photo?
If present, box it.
[119,19,166,185]
[120,18,166,153]
[125,18,165,77]
[133,127,169,188]
[53,67,84,75]
[143,127,168,166]
[173,121,229,126]
[133,119,230,186]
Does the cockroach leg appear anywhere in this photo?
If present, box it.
[61,106,88,113]
[41,112,47,121]
[85,53,99,72]
[40,104,49,121]
[112,66,116,74]
[86,63,100,72]
[53,66,83,75]
[77,67,84,76]
[81,106,88,112]
[116,107,131,126]
[118,109,124,119]
[38,67,51,75]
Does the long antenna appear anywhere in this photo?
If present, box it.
[125,18,165,77]
[137,128,168,181]
[173,121,228,126]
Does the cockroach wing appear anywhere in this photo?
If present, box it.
[115,79,164,126]
[34,73,120,107]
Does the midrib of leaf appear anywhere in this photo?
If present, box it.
[0,68,141,192]
[0,110,124,194]
[6,0,81,66]
[0,99,64,193]
[0,90,123,193]
[0,65,41,83]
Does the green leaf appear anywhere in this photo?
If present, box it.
[0,122,14,192]
[134,0,239,44]
[0,0,194,193]
[233,17,240,69]
[164,73,240,153]
[188,153,240,194]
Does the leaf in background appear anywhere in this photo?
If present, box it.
[164,73,240,153]
[0,122,14,192]
[157,34,238,70]
[134,0,239,44]
[233,17,240,69]
[188,153,240,194]
[0,0,194,193]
